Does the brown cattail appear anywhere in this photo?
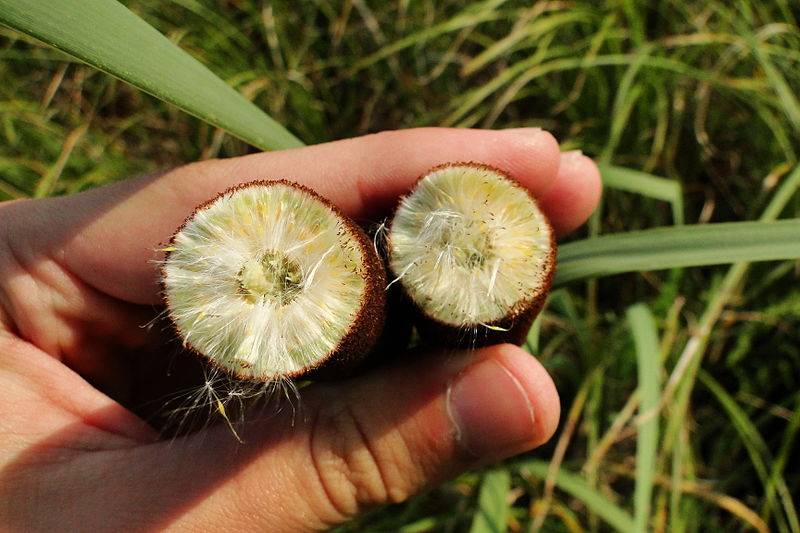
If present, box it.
[387,163,555,347]
[161,180,385,382]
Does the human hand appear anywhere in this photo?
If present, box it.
[0,128,601,532]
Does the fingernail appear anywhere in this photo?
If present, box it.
[560,149,586,167]
[446,358,536,460]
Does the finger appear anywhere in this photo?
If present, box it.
[92,344,559,532]
[224,127,562,217]
[539,150,602,235]
[3,128,563,305]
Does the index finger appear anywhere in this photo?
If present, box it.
[6,128,574,304]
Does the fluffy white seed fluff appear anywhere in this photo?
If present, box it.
[163,183,366,380]
[389,165,553,326]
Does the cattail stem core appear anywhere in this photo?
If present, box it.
[237,252,303,305]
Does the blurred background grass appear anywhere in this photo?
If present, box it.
[1,1,799,531]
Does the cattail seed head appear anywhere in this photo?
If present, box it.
[162,180,385,382]
[388,163,555,347]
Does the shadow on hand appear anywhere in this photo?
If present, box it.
[0,343,448,532]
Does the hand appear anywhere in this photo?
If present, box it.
[0,128,601,532]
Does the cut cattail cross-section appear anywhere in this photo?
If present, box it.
[162,181,385,382]
[388,163,555,347]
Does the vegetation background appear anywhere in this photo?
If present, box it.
[1,1,799,531]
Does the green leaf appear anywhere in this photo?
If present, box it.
[736,9,800,135]
[599,164,684,224]
[516,459,635,532]
[0,0,303,151]
[600,45,652,163]
[348,0,509,75]
[469,469,511,533]
[399,516,445,533]
[627,304,661,533]
[699,371,800,532]
[554,219,800,287]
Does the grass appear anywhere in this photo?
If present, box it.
[0,0,302,151]
[1,0,799,531]
[627,304,660,533]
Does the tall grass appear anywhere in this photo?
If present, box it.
[1,1,799,531]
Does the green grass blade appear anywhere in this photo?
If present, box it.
[738,18,800,135]
[0,0,303,151]
[622,0,645,45]
[516,459,635,532]
[659,164,800,533]
[347,0,508,75]
[600,44,652,163]
[469,468,511,533]
[699,371,800,532]
[599,165,684,224]
[761,164,800,221]
[399,516,445,532]
[444,53,767,127]
[627,304,661,533]
[554,219,800,287]
[462,10,591,77]
[765,394,800,527]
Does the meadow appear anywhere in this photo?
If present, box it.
[1,1,799,531]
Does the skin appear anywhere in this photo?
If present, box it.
[0,127,601,532]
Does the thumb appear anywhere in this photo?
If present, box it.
[107,344,559,532]
[300,343,561,521]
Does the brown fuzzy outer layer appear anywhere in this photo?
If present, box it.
[161,179,386,383]
[387,162,556,349]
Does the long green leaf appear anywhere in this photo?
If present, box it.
[627,304,661,533]
[599,164,684,224]
[469,469,511,533]
[554,219,800,287]
[516,459,635,532]
[0,0,303,151]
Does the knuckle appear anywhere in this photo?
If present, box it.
[308,400,395,518]
[362,128,420,159]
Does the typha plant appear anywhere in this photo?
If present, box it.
[161,181,386,383]
[387,163,555,347]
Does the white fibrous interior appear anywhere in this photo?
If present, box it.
[163,184,366,379]
[390,165,552,326]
